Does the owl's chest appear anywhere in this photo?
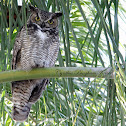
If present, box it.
[21,29,59,69]
[36,30,48,44]
[22,30,51,52]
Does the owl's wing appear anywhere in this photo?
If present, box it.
[12,31,22,70]
[29,79,49,103]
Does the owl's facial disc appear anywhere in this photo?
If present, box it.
[29,6,62,29]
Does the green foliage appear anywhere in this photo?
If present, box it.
[0,0,125,125]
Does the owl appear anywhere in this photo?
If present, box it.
[11,5,62,122]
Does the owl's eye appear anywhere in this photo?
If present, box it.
[48,19,54,24]
[35,16,40,21]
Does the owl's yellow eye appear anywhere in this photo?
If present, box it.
[35,17,40,21]
[48,19,54,24]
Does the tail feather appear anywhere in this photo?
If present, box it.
[11,79,49,122]
[12,103,31,122]
[12,81,34,121]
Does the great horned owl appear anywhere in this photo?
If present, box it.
[11,5,62,122]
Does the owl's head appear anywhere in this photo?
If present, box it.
[28,5,62,29]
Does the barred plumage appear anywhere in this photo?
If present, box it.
[11,5,62,122]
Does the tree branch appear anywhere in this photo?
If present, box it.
[0,67,113,83]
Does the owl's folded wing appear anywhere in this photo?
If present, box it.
[12,31,22,70]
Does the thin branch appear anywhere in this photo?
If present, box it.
[0,67,113,83]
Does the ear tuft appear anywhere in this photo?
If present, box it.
[55,12,62,17]
[51,12,62,19]
[29,5,36,12]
